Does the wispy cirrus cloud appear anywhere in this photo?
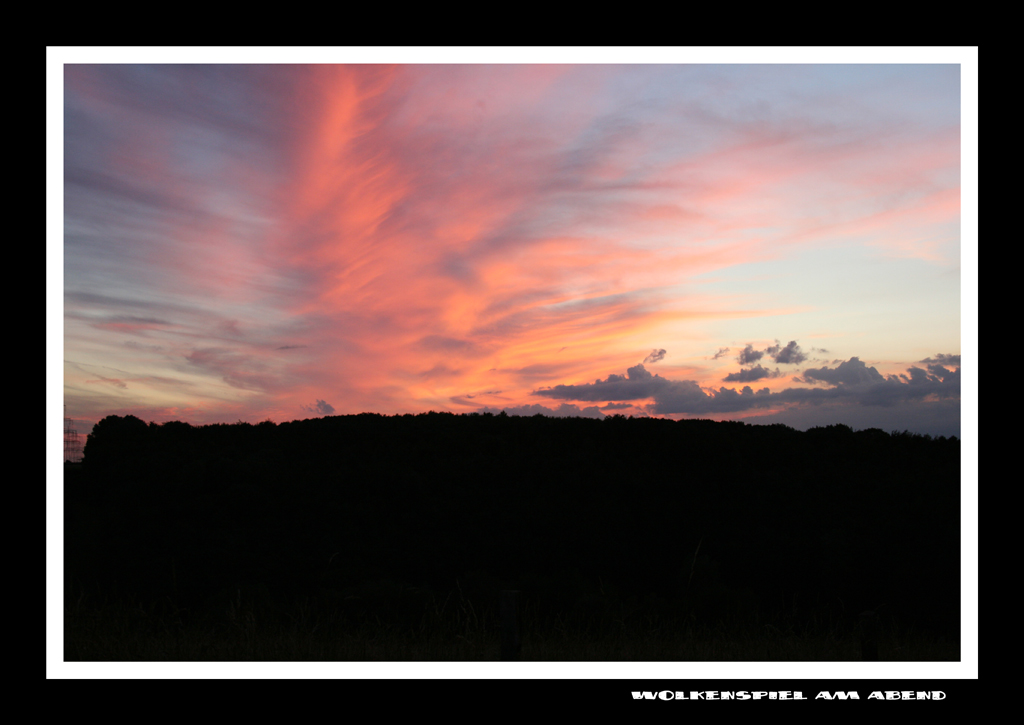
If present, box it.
[60,61,963,436]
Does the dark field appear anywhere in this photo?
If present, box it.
[64,412,961,661]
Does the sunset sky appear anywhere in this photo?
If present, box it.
[49,47,978,680]
[55,50,974,439]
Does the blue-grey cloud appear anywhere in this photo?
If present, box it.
[417,335,491,358]
[757,397,961,439]
[418,364,464,380]
[712,347,730,360]
[920,353,960,366]
[738,339,807,367]
[533,363,666,402]
[302,399,335,416]
[737,344,764,365]
[643,348,667,364]
[723,365,783,382]
[769,340,807,365]
[531,356,961,417]
[797,357,886,386]
[650,382,774,414]
[477,402,606,419]
[461,390,502,399]
[85,373,128,389]
[531,363,771,414]
[449,390,504,406]
[924,363,958,382]
[184,348,276,392]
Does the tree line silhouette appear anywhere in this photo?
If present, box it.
[65,412,960,641]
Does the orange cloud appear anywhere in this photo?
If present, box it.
[63,64,962,433]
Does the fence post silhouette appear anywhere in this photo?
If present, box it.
[501,590,521,661]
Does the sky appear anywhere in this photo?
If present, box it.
[56,51,973,441]
[48,47,978,681]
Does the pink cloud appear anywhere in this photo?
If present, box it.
[63,65,962,429]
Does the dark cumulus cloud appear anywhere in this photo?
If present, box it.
[712,347,730,360]
[723,365,783,382]
[921,353,960,366]
[532,354,961,417]
[789,356,960,407]
[796,356,961,394]
[894,362,961,389]
[768,340,807,365]
[924,363,959,382]
[737,340,807,366]
[302,399,335,416]
[643,348,666,364]
[533,364,667,403]
[737,344,764,365]
[727,340,805,383]
[532,363,763,414]
[797,357,886,386]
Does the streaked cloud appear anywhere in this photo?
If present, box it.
[921,353,961,366]
[59,59,964,437]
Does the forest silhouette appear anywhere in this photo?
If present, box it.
[64,411,960,659]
